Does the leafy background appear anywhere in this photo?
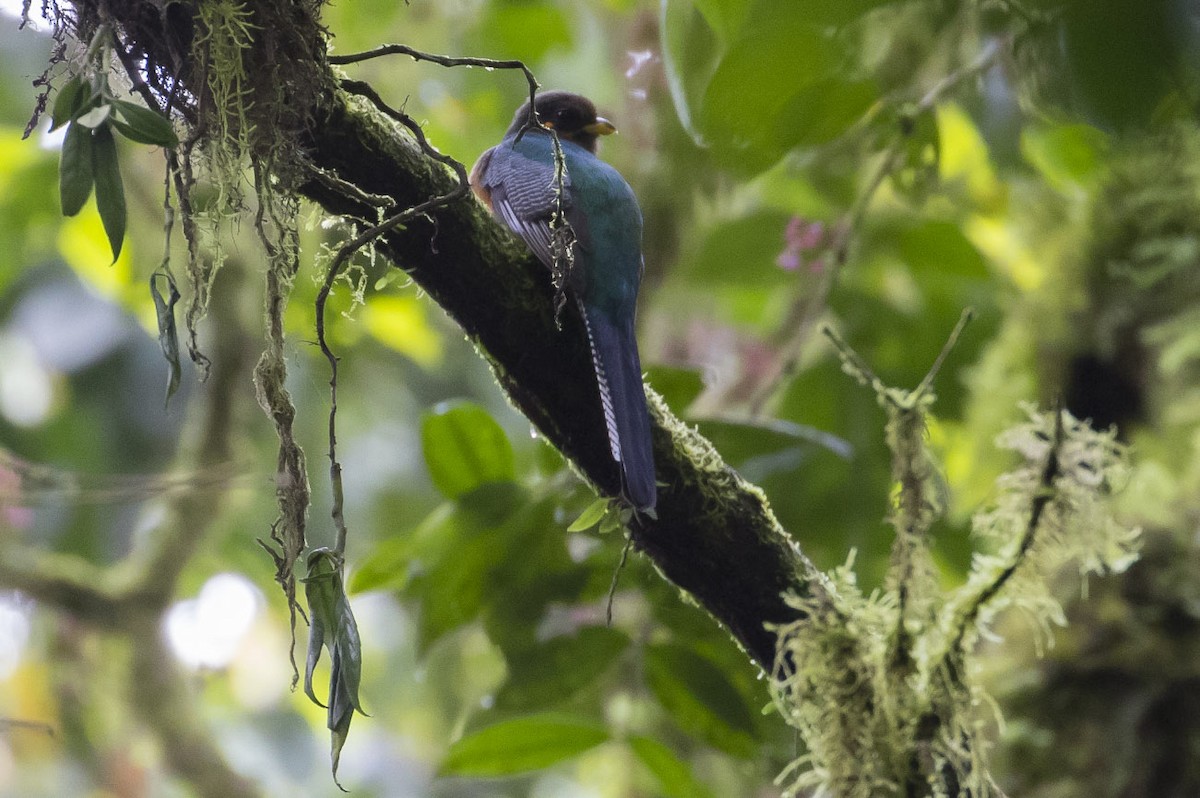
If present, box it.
[2,0,1199,796]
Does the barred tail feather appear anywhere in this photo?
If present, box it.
[579,302,657,510]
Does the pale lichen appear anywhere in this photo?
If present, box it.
[771,333,1138,797]
[181,0,259,359]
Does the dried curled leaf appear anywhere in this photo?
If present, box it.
[303,548,366,790]
[150,271,183,406]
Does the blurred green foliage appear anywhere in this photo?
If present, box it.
[2,0,1199,796]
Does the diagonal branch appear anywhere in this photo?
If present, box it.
[299,86,824,668]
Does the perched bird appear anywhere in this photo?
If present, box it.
[470,91,656,510]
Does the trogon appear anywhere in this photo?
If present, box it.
[470,91,657,510]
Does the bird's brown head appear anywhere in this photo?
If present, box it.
[506,91,617,153]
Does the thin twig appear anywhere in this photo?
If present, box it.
[329,44,539,116]
[316,80,476,559]
[915,37,1004,111]
[953,405,1065,651]
[915,307,974,399]
[339,80,470,183]
[820,324,889,398]
[606,534,634,626]
[822,308,973,411]
[0,718,55,736]
[308,165,394,210]
[170,137,212,377]
[252,162,309,684]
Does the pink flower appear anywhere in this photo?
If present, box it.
[776,250,802,271]
[777,217,828,271]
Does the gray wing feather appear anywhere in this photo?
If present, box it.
[481,142,577,271]
[493,186,558,270]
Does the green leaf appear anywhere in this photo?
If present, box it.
[629,735,716,798]
[440,714,609,776]
[303,548,366,790]
[59,122,94,217]
[662,0,894,153]
[457,480,527,523]
[773,77,878,151]
[701,19,835,131]
[150,272,182,406]
[493,627,629,711]
[50,75,90,131]
[75,103,112,129]
[661,0,725,144]
[348,502,456,595]
[110,100,178,148]
[598,505,631,535]
[348,534,415,595]
[91,124,126,262]
[644,642,757,757]
[478,497,589,656]
[692,0,750,39]
[700,13,839,165]
[414,519,498,652]
[895,220,989,278]
[351,495,562,654]
[421,400,515,500]
[567,498,610,532]
[1020,122,1109,189]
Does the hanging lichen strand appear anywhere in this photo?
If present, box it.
[62,0,335,676]
[164,1,327,683]
[180,0,259,367]
[769,330,1139,798]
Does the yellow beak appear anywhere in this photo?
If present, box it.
[584,116,617,136]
